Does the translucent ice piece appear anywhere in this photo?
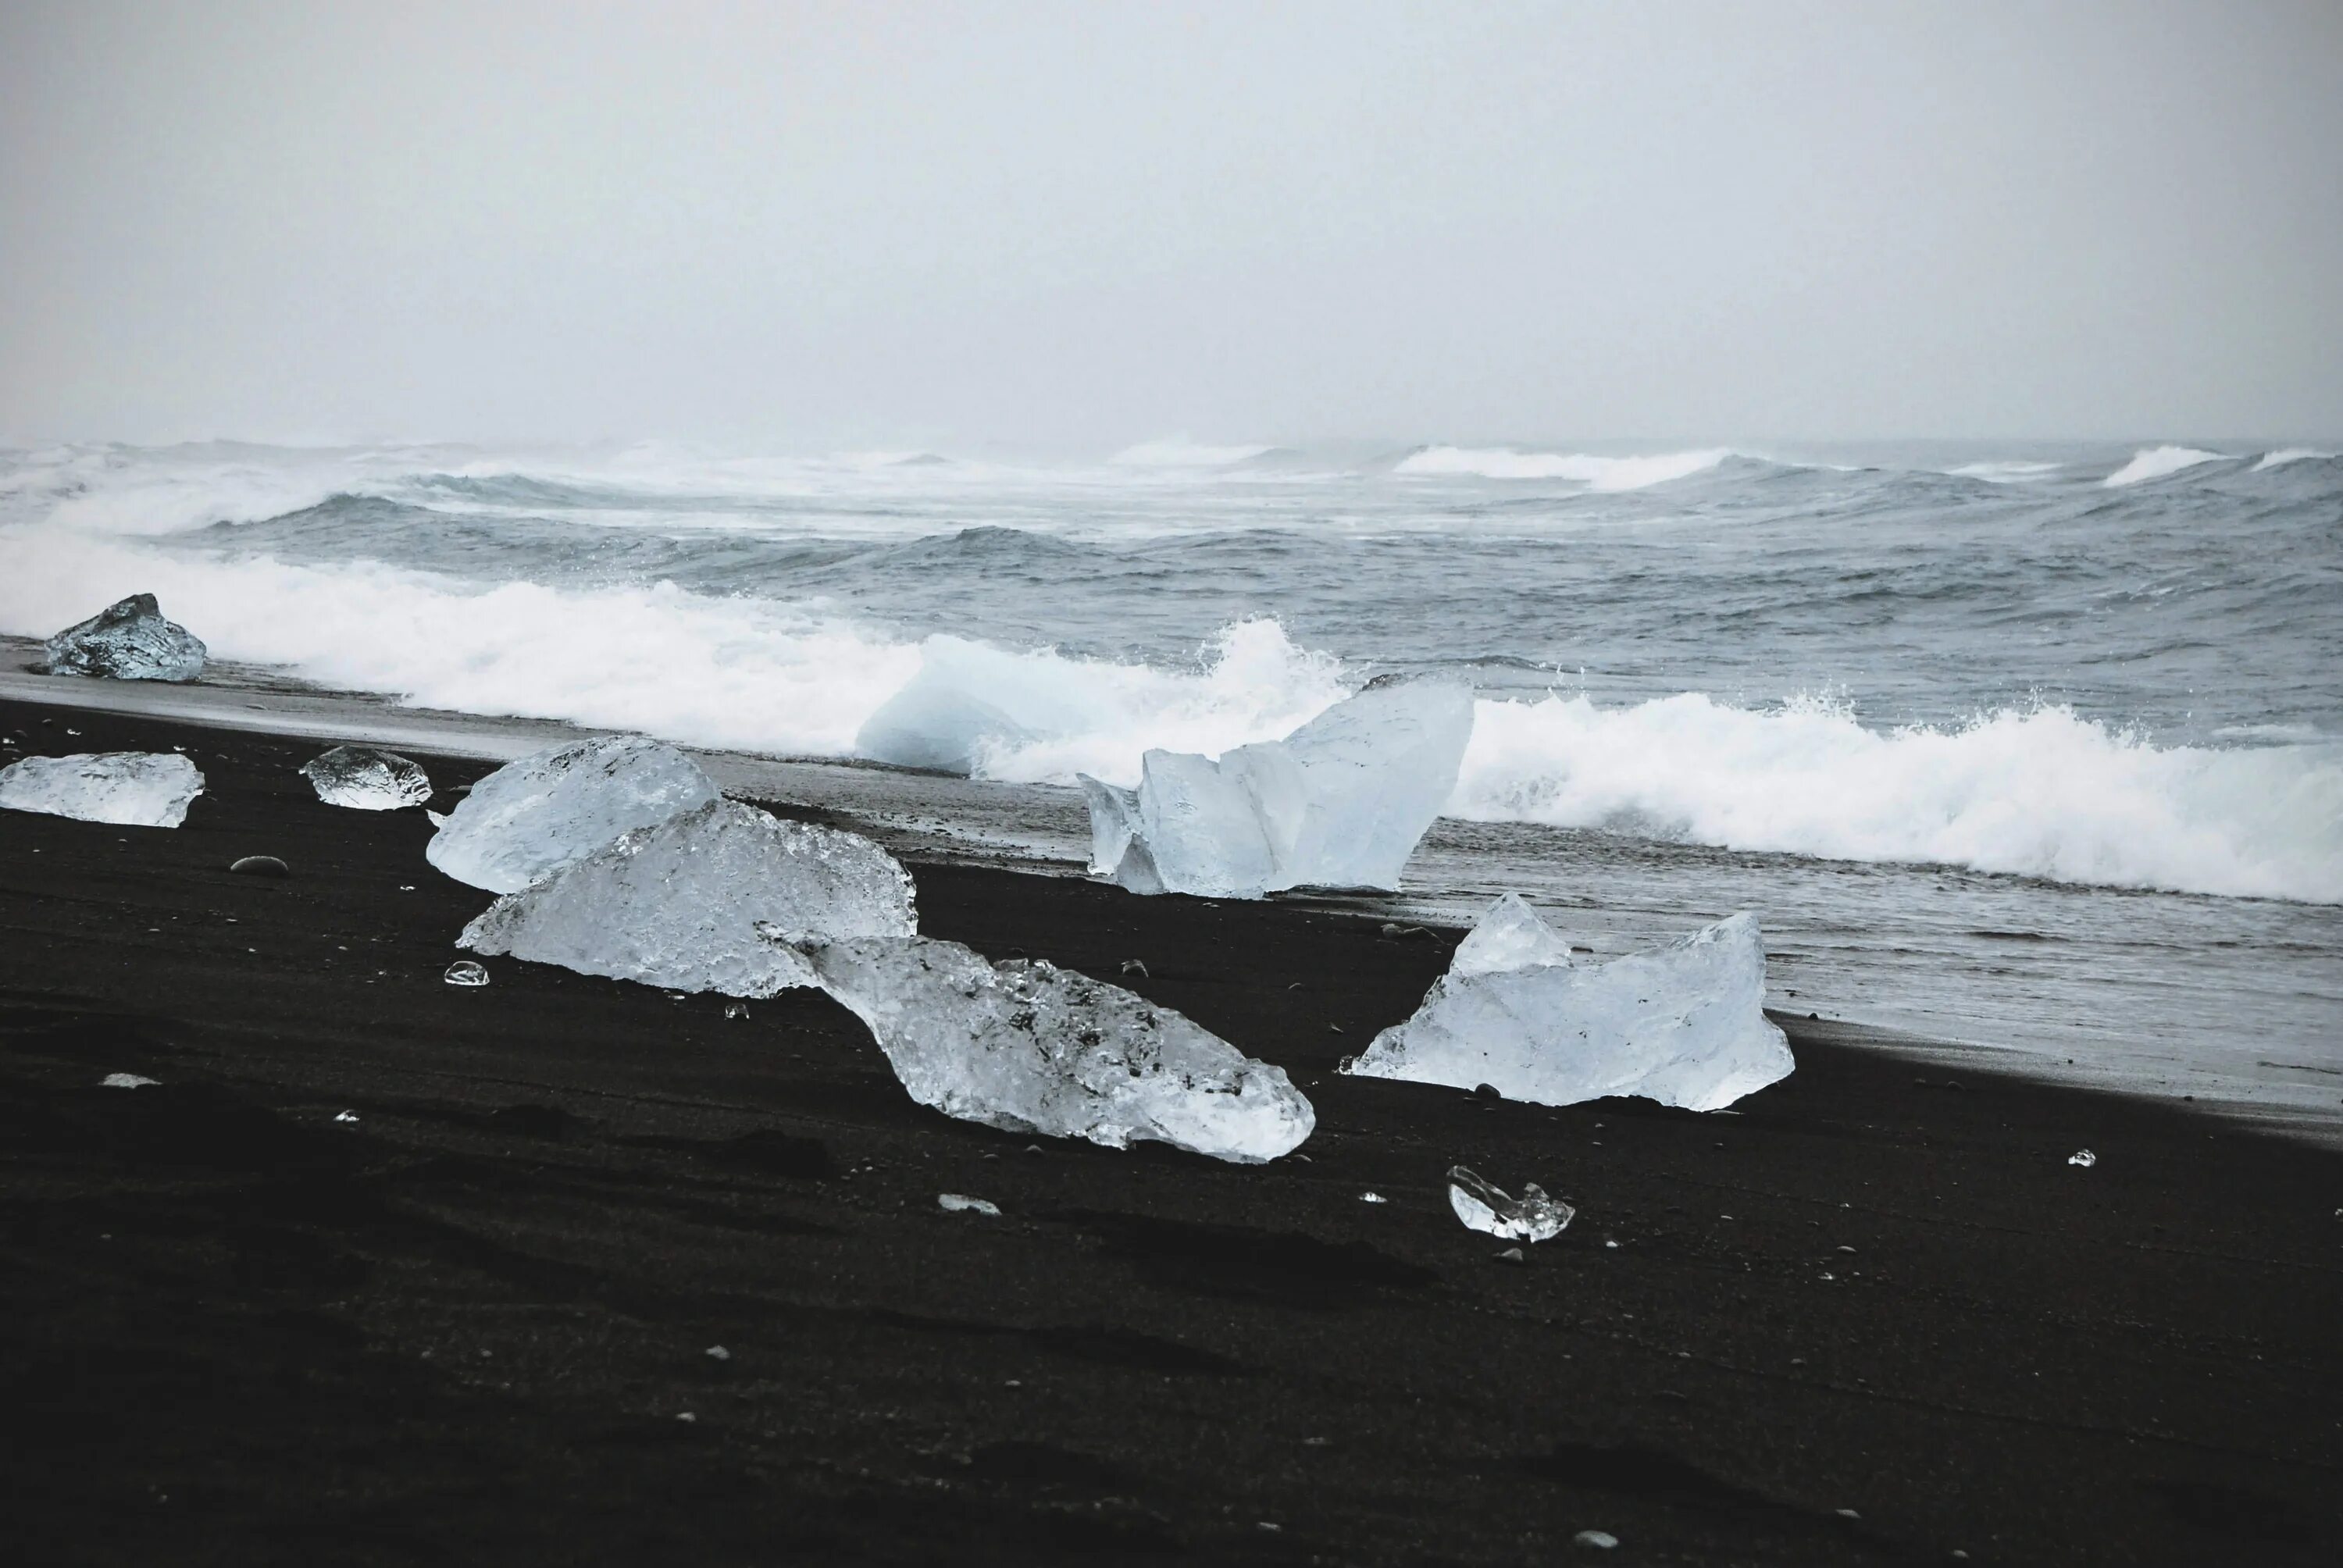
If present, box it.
[1446,1166,1574,1242]
[1077,679,1474,898]
[1345,897,1793,1112]
[424,734,719,893]
[444,960,490,986]
[937,1193,1001,1216]
[1452,892,1577,976]
[797,936,1314,1162]
[2068,1149,2097,1168]
[0,751,205,827]
[458,799,916,996]
[41,593,207,681]
[300,745,432,810]
[102,1073,159,1089]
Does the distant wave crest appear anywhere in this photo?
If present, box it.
[1396,446,1732,490]
[2103,445,2226,487]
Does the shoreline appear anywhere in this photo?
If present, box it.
[3,693,2341,1563]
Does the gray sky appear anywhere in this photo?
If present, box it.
[3,0,2339,447]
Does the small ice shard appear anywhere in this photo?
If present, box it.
[2069,1149,2097,1168]
[333,1110,360,1123]
[704,1345,731,1361]
[725,1002,749,1020]
[300,745,432,810]
[102,1073,159,1089]
[938,1192,1001,1216]
[1076,679,1475,898]
[1574,1530,1619,1549]
[423,734,719,895]
[1361,1191,1388,1204]
[458,800,916,996]
[797,936,1315,1163]
[229,855,288,877]
[40,593,207,681]
[444,960,490,986]
[1344,897,1794,1112]
[0,752,205,828]
[1446,1166,1573,1242]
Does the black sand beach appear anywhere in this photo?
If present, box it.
[3,696,2339,1566]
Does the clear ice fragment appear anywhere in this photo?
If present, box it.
[1076,679,1475,898]
[458,800,916,996]
[425,734,719,893]
[938,1193,1001,1216]
[102,1073,159,1089]
[1345,896,1794,1112]
[41,593,207,681]
[0,751,205,827]
[2068,1149,2097,1168]
[444,960,490,986]
[705,1345,730,1360]
[301,745,432,810]
[1574,1530,1619,1549]
[1446,1166,1574,1242]
[1361,1191,1388,1204]
[333,1110,360,1123]
[797,936,1315,1163]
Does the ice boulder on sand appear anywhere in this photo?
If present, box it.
[795,936,1315,1162]
[1343,895,1793,1111]
[0,752,205,827]
[41,593,208,681]
[459,799,915,995]
[300,745,432,810]
[425,734,719,893]
[1078,678,1475,898]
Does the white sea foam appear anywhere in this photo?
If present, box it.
[1394,446,1731,490]
[1108,436,1275,469]
[1457,691,2343,904]
[2102,446,2225,486]
[1945,460,2064,482]
[2252,447,2336,471]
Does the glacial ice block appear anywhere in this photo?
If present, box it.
[300,745,433,810]
[424,734,719,893]
[1344,896,1792,1111]
[459,799,917,995]
[1076,678,1475,898]
[41,593,208,681]
[0,752,205,827]
[797,936,1315,1162]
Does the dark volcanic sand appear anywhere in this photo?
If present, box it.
[2,697,2339,1566]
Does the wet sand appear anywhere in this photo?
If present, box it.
[3,695,2339,1565]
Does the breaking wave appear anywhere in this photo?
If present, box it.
[2103,445,2226,486]
[1395,446,1733,490]
[2253,447,2337,471]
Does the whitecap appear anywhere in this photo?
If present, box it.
[1393,446,1731,490]
[2102,445,2225,486]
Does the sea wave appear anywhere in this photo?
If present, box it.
[2252,447,2338,471]
[1394,446,1733,490]
[2103,445,2227,486]
[1108,436,1276,469]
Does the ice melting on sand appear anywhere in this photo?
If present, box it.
[797,936,1315,1162]
[41,593,208,681]
[458,799,917,996]
[1079,678,1475,898]
[301,745,433,810]
[0,751,205,827]
[424,734,719,893]
[1447,1166,1574,1242]
[1344,895,1793,1111]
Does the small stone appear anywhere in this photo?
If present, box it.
[444,960,490,987]
[102,1072,159,1089]
[229,855,289,877]
[1573,1530,1618,1549]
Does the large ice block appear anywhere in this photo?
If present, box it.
[41,593,208,681]
[1344,896,1793,1111]
[0,751,205,827]
[299,745,432,810]
[797,935,1315,1162]
[1077,678,1475,897]
[459,799,915,995]
[424,734,719,893]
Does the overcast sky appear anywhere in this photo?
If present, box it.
[3,1,2338,448]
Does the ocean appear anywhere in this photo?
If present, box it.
[3,437,2338,1129]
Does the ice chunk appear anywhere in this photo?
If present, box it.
[301,745,432,810]
[459,799,917,996]
[424,734,719,893]
[1078,679,1474,897]
[1345,898,1793,1112]
[938,1193,1001,1216]
[1447,1166,1574,1242]
[0,752,205,828]
[797,936,1314,1162]
[41,593,207,681]
[1574,1530,1619,1549]
[444,960,490,986]
[102,1073,159,1089]
[2068,1149,2097,1168]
